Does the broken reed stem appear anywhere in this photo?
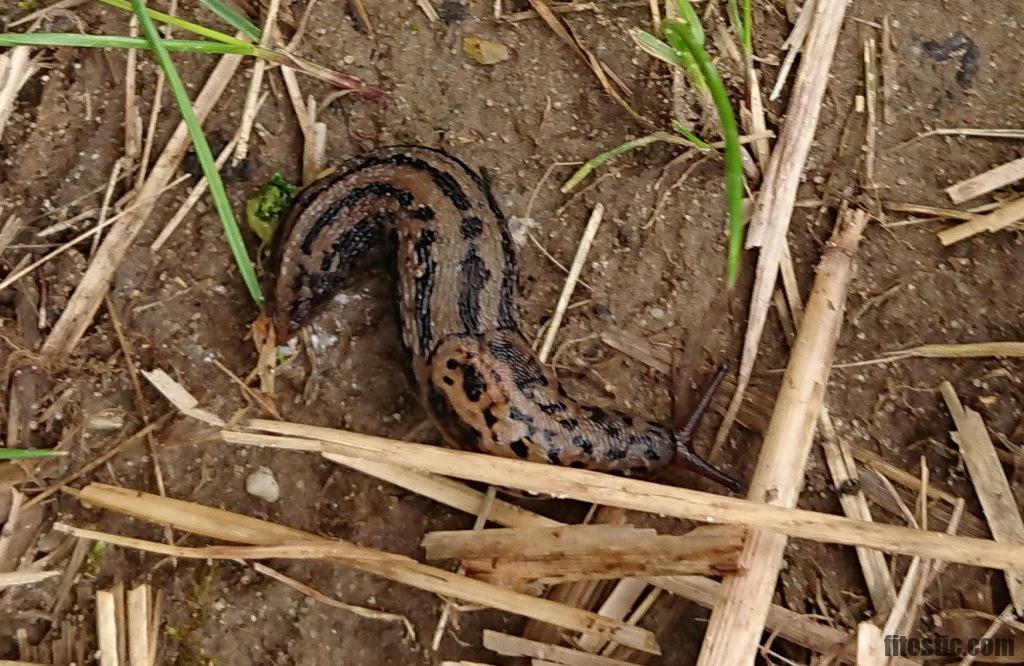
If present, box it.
[819,408,895,615]
[318,430,920,664]
[538,203,604,362]
[773,249,895,616]
[862,36,878,187]
[696,208,869,666]
[224,422,1024,571]
[59,489,660,655]
[96,589,118,666]
[483,630,635,665]
[124,15,142,166]
[945,155,1024,205]
[938,196,1024,246]
[714,0,850,452]
[0,46,37,144]
[126,585,150,666]
[233,0,281,165]
[652,575,918,666]
[940,381,1024,615]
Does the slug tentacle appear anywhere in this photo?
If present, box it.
[270,145,740,492]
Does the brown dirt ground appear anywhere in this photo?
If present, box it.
[2,0,1024,664]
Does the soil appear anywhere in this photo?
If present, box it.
[2,0,1024,664]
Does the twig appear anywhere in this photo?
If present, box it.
[224,421,1024,570]
[855,622,884,666]
[0,570,60,588]
[0,215,25,258]
[40,53,243,357]
[123,16,142,166]
[862,36,878,187]
[140,369,224,427]
[254,563,415,639]
[940,381,1024,614]
[819,411,895,615]
[938,196,1024,246]
[538,204,604,362]
[149,136,242,251]
[106,299,174,550]
[773,259,895,615]
[851,447,962,506]
[126,585,150,666]
[21,413,173,510]
[696,208,869,666]
[92,158,128,256]
[317,421,916,666]
[915,127,1024,141]
[233,0,281,165]
[59,491,660,654]
[0,490,26,569]
[483,631,635,665]
[769,0,815,101]
[137,0,178,190]
[416,0,440,22]
[0,46,38,144]
[714,0,850,451]
[653,576,918,666]
[945,155,1024,205]
[959,604,1015,666]
[880,15,895,124]
[524,0,645,125]
[323,452,559,528]
[96,589,119,666]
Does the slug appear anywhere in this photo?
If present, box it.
[269,145,740,492]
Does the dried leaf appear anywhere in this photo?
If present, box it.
[463,36,510,65]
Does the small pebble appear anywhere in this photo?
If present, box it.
[246,467,280,503]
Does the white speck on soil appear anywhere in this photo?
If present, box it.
[245,467,281,503]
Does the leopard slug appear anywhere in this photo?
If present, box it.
[270,145,740,491]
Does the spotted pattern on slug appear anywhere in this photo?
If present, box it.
[269,145,739,487]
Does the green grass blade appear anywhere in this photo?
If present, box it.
[0,448,67,460]
[674,0,704,44]
[670,119,709,150]
[659,25,708,95]
[725,0,752,55]
[97,0,251,47]
[630,28,706,93]
[630,28,687,68]
[562,135,661,193]
[661,18,746,288]
[725,0,743,48]
[0,32,252,54]
[561,132,704,193]
[742,0,753,55]
[197,0,261,41]
[130,0,264,307]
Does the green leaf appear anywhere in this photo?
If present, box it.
[246,173,298,245]
[130,0,264,306]
[0,448,66,460]
[197,0,261,42]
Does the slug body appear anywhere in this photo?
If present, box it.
[271,146,738,490]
